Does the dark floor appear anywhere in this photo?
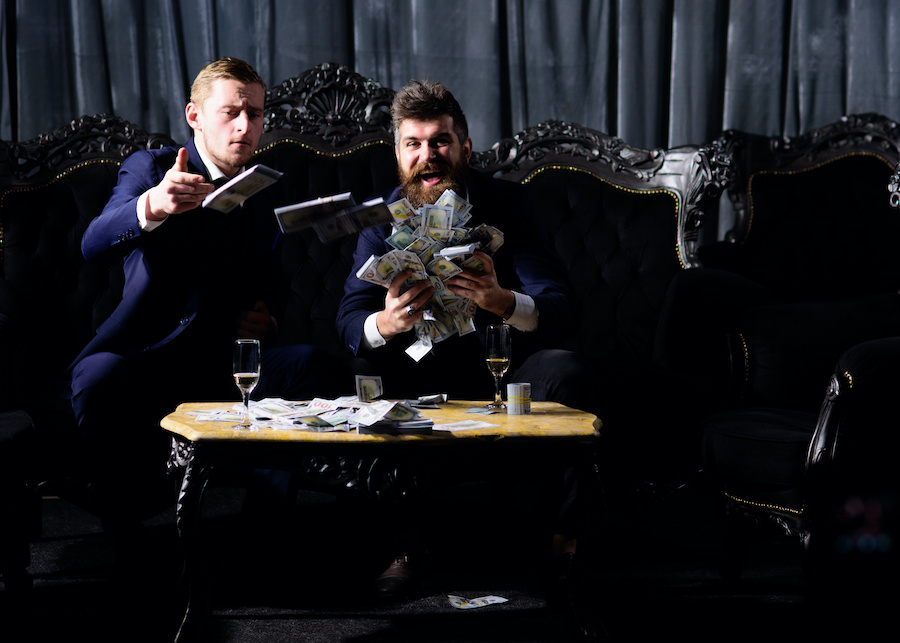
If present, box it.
[1,474,893,643]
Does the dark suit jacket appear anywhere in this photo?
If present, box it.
[336,170,576,365]
[71,138,283,368]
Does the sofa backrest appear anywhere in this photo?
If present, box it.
[471,120,732,370]
[701,113,900,301]
[0,116,176,409]
[253,62,399,355]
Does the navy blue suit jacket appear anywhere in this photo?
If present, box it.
[336,170,576,361]
[70,138,282,369]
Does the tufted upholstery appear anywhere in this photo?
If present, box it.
[0,150,148,412]
[252,139,398,354]
[703,153,900,301]
[521,168,682,371]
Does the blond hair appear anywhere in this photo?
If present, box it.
[189,57,265,106]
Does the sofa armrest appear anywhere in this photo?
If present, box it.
[813,337,900,472]
[734,293,900,411]
[653,266,779,412]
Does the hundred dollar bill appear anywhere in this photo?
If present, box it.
[450,307,476,336]
[423,204,454,230]
[386,249,429,280]
[459,254,486,272]
[405,327,434,362]
[353,399,420,426]
[425,227,455,243]
[435,188,473,225]
[385,227,417,250]
[355,374,383,402]
[426,256,463,280]
[355,253,398,286]
[404,235,439,263]
[388,197,417,223]
[429,275,447,296]
[463,223,504,254]
[427,304,457,343]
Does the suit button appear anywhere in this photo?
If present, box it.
[180,317,189,325]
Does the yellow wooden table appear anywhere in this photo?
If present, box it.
[162,399,600,442]
[162,400,600,642]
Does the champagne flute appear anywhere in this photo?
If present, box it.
[233,338,261,430]
[485,324,511,409]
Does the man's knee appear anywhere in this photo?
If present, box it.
[518,349,596,410]
[70,352,128,423]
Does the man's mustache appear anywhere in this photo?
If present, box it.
[409,161,451,179]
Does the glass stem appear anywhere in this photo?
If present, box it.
[494,376,503,405]
[242,392,251,425]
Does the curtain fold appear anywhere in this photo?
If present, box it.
[353,0,504,150]
[4,0,900,161]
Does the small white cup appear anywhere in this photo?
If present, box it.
[506,382,531,415]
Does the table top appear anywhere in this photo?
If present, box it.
[161,400,600,444]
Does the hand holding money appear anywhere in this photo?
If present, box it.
[445,250,516,319]
[356,188,506,360]
[376,270,435,340]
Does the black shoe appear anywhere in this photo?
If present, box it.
[374,551,421,599]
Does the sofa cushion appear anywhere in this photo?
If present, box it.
[702,407,818,512]
[252,138,398,355]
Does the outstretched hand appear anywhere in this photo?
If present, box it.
[145,147,215,222]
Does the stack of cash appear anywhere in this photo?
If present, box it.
[355,189,504,361]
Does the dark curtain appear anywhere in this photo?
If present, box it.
[2,0,900,232]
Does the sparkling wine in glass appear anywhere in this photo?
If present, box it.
[233,338,260,430]
[485,324,511,409]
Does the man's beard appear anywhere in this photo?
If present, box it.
[399,157,469,209]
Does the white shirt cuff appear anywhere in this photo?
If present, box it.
[137,191,166,231]
[505,291,538,332]
[362,311,387,350]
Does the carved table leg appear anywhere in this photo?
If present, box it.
[171,439,213,643]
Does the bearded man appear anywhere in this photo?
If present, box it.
[337,79,587,402]
[336,80,594,599]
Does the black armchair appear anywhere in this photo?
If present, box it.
[803,338,899,591]
[672,113,900,414]
[703,337,900,587]
[673,114,900,582]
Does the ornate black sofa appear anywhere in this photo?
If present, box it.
[692,113,900,411]
[688,114,900,582]
[0,63,730,589]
